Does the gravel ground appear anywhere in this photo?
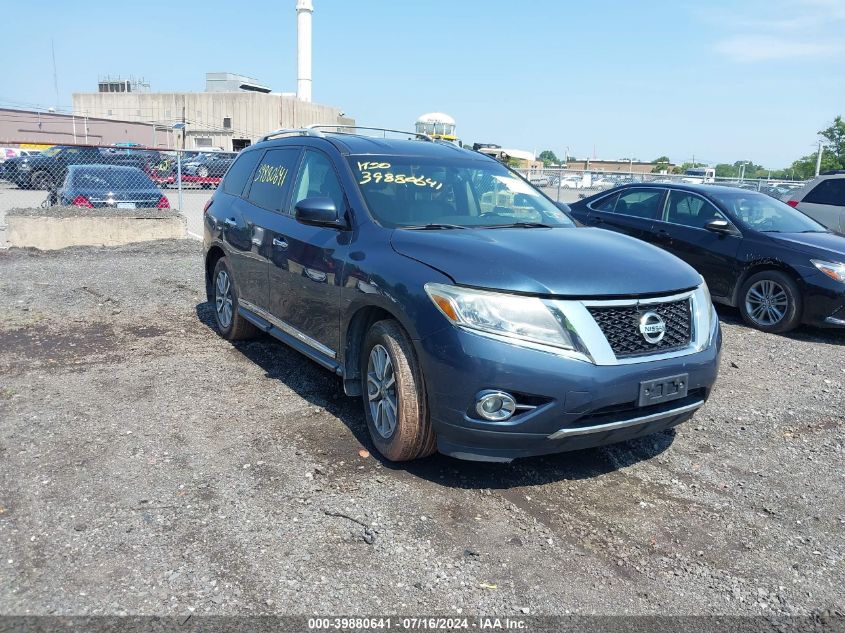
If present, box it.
[0,240,843,618]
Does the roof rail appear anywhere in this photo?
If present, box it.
[259,128,325,142]
[306,124,433,142]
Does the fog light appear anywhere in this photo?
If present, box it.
[475,390,517,421]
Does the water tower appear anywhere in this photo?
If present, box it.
[415,113,457,141]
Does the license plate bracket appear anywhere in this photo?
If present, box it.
[639,373,688,407]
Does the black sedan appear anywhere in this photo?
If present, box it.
[51,164,170,209]
[568,183,845,333]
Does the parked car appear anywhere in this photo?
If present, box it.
[569,183,845,333]
[50,164,169,209]
[203,128,721,463]
[182,153,235,178]
[526,173,550,187]
[3,145,149,189]
[560,175,582,189]
[591,177,615,189]
[782,171,845,234]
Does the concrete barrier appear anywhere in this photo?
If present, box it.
[6,208,187,250]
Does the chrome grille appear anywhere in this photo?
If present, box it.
[588,299,692,358]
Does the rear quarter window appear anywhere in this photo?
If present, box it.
[222,150,262,196]
[803,178,845,206]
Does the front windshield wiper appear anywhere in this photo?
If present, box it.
[401,223,468,230]
[796,229,830,233]
[484,222,554,229]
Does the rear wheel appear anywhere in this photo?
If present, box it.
[197,165,210,177]
[739,270,802,333]
[211,258,258,340]
[361,320,436,461]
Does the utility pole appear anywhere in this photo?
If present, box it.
[181,102,186,150]
[815,140,824,177]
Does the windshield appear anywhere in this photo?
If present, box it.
[70,168,156,190]
[710,190,827,233]
[685,169,706,177]
[349,155,574,228]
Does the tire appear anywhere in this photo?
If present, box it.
[361,319,436,462]
[738,270,802,333]
[30,171,54,190]
[211,258,258,340]
[197,166,209,177]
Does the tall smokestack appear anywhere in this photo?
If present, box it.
[296,0,313,102]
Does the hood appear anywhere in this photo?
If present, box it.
[769,232,845,260]
[391,226,702,297]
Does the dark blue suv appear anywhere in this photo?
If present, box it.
[203,127,722,462]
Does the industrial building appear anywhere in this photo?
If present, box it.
[0,107,163,148]
[565,159,675,175]
[70,0,353,151]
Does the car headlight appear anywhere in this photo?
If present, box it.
[424,283,584,354]
[811,259,845,283]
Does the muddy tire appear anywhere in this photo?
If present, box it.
[738,270,802,334]
[361,319,436,462]
[211,258,258,341]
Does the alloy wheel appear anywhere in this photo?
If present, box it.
[215,270,233,329]
[367,344,397,438]
[745,279,788,327]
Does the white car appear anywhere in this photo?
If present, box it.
[782,171,845,234]
[560,176,582,188]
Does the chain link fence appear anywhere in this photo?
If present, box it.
[0,142,228,245]
[512,166,809,205]
[0,141,811,247]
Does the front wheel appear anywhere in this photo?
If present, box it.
[30,171,54,190]
[211,258,258,340]
[739,270,802,333]
[361,320,436,461]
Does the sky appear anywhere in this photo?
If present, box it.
[2,0,843,168]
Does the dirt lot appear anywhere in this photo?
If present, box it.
[0,240,843,618]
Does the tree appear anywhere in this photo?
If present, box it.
[538,150,560,167]
[651,156,671,173]
[819,115,845,166]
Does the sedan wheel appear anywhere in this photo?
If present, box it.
[739,270,802,333]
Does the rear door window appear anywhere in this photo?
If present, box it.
[614,188,664,219]
[803,179,845,206]
[222,150,262,196]
[245,148,301,212]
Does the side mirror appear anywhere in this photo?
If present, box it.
[294,197,345,228]
[704,219,734,234]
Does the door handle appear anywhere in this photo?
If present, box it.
[655,229,672,242]
[273,237,289,249]
[222,218,237,229]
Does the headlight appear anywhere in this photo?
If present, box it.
[424,283,583,353]
[692,280,717,350]
[811,259,845,283]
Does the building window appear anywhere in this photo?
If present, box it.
[223,117,232,129]
[196,137,213,147]
[107,110,113,116]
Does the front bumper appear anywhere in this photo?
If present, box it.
[800,272,845,328]
[417,318,722,462]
